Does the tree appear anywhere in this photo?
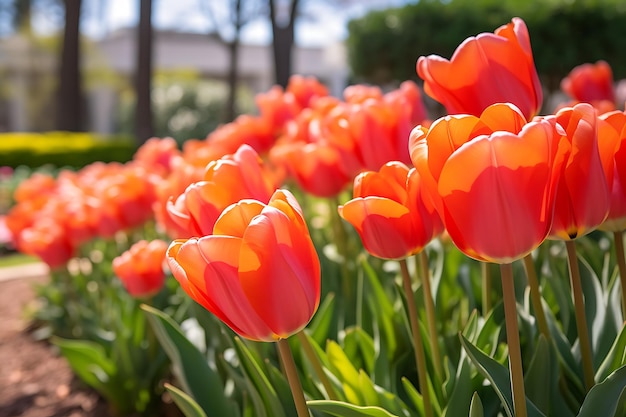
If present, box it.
[56,0,83,131]
[135,0,154,144]
[201,0,262,122]
[269,0,298,88]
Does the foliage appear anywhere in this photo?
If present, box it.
[0,131,135,168]
[346,0,626,92]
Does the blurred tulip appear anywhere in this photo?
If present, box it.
[339,162,442,260]
[113,239,168,298]
[417,17,543,119]
[18,219,75,269]
[132,137,180,175]
[167,144,277,237]
[545,103,611,239]
[167,189,321,342]
[561,60,615,105]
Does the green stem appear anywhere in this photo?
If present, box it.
[296,331,340,401]
[565,240,595,392]
[277,338,311,417]
[400,259,434,417]
[418,251,443,382]
[522,254,551,341]
[613,231,626,319]
[482,262,492,315]
[500,263,528,417]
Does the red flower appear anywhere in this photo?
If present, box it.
[167,190,321,342]
[545,103,611,239]
[597,110,626,231]
[417,17,543,119]
[561,60,615,106]
[167,144,277,237]
[113,240,168,298]
[338,162,443,260]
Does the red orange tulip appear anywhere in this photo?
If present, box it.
[338,162,442,260]
[597,110,626,231]
[167,189,321,342]
[167,144,277,237]
[113,239,168,298]
[545,103,612,239]
[561,60,615,109]
[417,17,543,120]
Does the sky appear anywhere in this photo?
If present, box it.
[70,0,410,47]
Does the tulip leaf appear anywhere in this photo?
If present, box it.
[362,257,398,355]
[164,383,209,417]
[596,324,626,382]
[233,338,287,417]
[307,400,400,417]
[141,305,237,417]
[326,340,364,404]
[469,392,484,417]
[309,292,336,345]
[576,365,626,417]
[459,334,547,417]
[442,352,474,417]
[524,335,575,416]
[52,337,126,410]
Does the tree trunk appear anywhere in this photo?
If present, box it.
[56,0,83,132]
[269,0,298,89]
[224,0,242,122]
[135,0,154,145]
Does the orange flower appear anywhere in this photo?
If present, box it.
[338,162,442,260]
[545,103,612,239]
[18,219,75,269]
[436,121,568,263]
[561,60,615,110]
[167,145,277,238]
[410,103,529,217]
[167,189,321,342]
[417,17,543,119]
[597,110,626,231]
[113,239,168,298]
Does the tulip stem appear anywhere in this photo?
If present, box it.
[565,240,595,392]
[277,338,311,417]
[400,259,434,417]
[522,254,551,341]
[417,251,443,381]
[500,262,528,417]
[482,261,492,315]
[296,330,340,401]
[613,231,626,319]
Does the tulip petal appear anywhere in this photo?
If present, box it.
[238,207,320,338]
[213,200,265,237]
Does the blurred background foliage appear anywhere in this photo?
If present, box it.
[347,0,626,102]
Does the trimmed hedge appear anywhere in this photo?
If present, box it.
[0,131,136,169]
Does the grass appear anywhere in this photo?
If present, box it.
[0,253,39,268]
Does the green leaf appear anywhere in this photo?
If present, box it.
[362,257,398,355]
[442,352,474,417]
[141,305,237,417]
[469,392,484,417]
[307,400,400,417]
[576,365,626,417]
[233,338,287,417]
[459,335,547,417]
[523,335,574,416]
[53,337,126,410]
[596,324,626,382]
[165,383,208,417]
[327,340,364,404]
[309,292,336,345]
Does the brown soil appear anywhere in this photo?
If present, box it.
[0,274,113,417]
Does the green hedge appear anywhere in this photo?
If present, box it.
[0,131,137,169]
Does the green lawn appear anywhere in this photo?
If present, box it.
[0,253,39,268]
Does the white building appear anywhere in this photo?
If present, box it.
[0,28,348,133]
